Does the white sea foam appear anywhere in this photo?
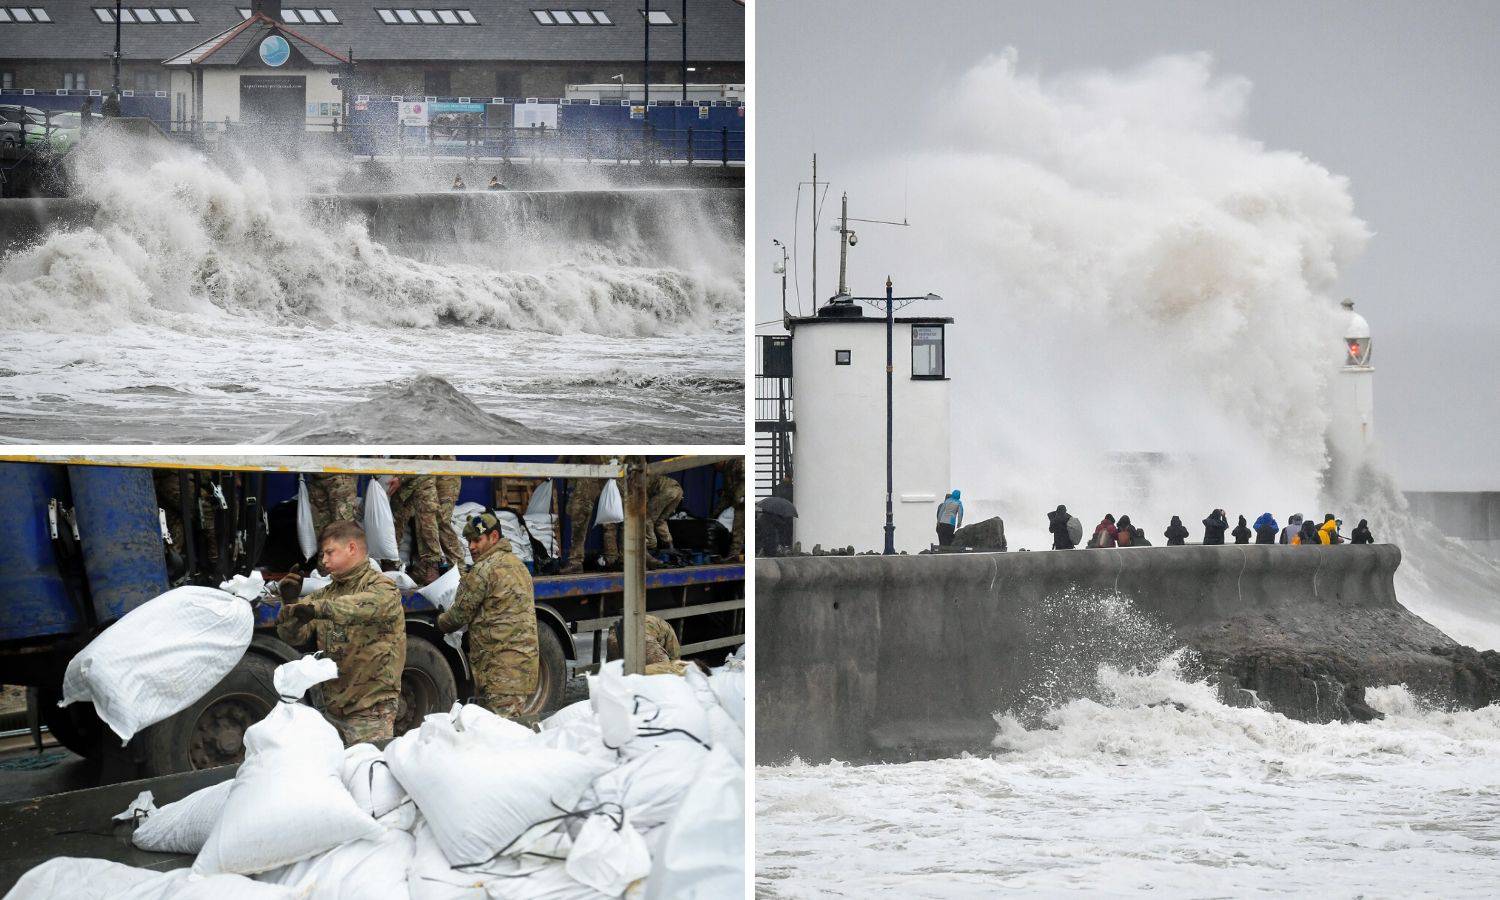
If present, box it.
[0,133,742,442]
[758,658,1500,897]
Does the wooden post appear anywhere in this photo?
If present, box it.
[622,457,648,674]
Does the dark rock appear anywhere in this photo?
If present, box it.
[951,517,1007,551]
[1217,647,1383,723]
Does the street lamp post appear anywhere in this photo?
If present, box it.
[108,0,123,117]
[852,281,943,554]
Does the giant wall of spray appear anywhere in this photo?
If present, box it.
[0,132,744,443]
[848,51,1499,646]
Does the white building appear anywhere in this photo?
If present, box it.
[787,296,953,554]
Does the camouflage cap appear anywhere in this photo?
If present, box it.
[463,511,502,541]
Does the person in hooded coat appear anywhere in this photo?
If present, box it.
[1116,515,1136,547]
[935,490,964,546]
[1048,505,1077,550]
[1091,513,1118,548]
[1164,516,1189,546]
[1319,514,1341,545]
[1351,519,1374,544]
[1253,512,1279,544]
[1298,518,1321,545]
[1231,515,1252,544]
[1281,514,1304,544]
[1202,509,1229,545]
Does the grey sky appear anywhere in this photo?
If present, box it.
[755,0,1499,490]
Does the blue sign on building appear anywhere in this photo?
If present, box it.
[259,35,290,68]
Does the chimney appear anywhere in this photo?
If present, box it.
[252,0,282,20]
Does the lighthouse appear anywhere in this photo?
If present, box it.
[1327,298,1375,495]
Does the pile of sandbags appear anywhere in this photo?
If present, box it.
[11,651,747,899]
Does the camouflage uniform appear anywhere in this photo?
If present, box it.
[712,459,745,558]
[306,474,359,539]
[608,613,682,670]
[432,456,466,567]
[277,562,407,745]
[391,474,443,568]
[645,474,684,552]
[561,455,619,569]
[154,470,219,567]
[438,540,538,718]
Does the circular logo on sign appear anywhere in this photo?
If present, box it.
[259,35,290,67]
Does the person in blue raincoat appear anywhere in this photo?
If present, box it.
[936,490,964,546]
[1253,512,1279,544]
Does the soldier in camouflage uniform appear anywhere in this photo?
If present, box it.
[431,455,466,568]
[277,521,407,745]
[154,470,221,570]
[559,455,619,574]
[437,511,538,718]
[645,473,684,554]
[711,458,745,560]
[390,472,444,583]
[306,473,359,542]
[608,614,687,675]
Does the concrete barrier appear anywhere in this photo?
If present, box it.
[756,545,1461,764]
[0,187,743,256]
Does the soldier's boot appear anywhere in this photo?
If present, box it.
[408,560,441,585]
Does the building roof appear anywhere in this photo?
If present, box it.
[786,315,956,329]
[0,1,744,64]
[165,13,348,66]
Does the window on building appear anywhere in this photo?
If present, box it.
[1,71,13,90]
[117,8,135,21]
[494,72,521,96]
[281,9,300,22]
[238,8,251,18]
[175,7,193,21]
[62,72,86,91]
[376,8,395,22]
[436,8,457,22]
[549,10,573,23]
[100,6,191,22]
[135,7,157,21]
[94,7,111,20]
[571,9,594,23]
[317,8,338,22]
[134,71,161,93]
[295,7,318,21]
[456,9,475,23]
[395,9,417,23]
[154,7,176,21]
[835,350,851,366]
[911,325,945,378]
[640,9,673,25]
[423,69,450,96]
[7,7,33,22]
[415,8,436,22]
[591,9,611,23]
[531,9,549,23]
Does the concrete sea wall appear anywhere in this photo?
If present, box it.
[756,545,1493,764]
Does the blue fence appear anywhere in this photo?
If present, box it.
[0,90,172,125]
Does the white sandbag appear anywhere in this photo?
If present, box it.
[60,586,254,744]
[583,742,708,832]
[524,481,558,557]
[409,818,490,900]
[218,572,267,602]
[587,663,710,759]
[679,664,720,715]
[422,566,461,609]
[497,510,534,564]
[257,828,413,900]
[363,478,400,561]
[118,869,299,900]
[706,705,745,767]
[643,744,744,900]
[129,780,235,854]
[483,862,610,900]
[565,812,650,897]
[194,656,383,876]
[709,669,745,731]
[385,712,610,866]
[535,717,613,763]
[4,857,160,900]
[298,573,332,597]
[296,476,317,560]
[540,700,594,731]
[593,480,623,527]
[341,743,408,819]
[380,569,418,590]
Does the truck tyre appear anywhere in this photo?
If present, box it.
[36,684,104,761]
[397,635,458,737]
[139,651,279,777]
[523,625,568,718]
